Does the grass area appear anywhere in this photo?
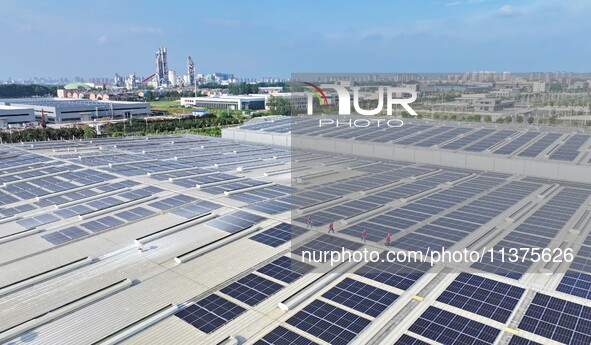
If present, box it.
[149,100,186,114]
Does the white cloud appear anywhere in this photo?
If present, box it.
[445,2,462,6]
[497,4,520,16]
[97,35,108,44]
[131,26,163,34]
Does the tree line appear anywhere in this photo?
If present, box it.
[102,116,241,136]
[0,126,95,143]
[0,84,59,98]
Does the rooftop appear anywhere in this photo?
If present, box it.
[0,119,590,345]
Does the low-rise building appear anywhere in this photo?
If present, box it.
[473,97,515,112]
[0,105,35,128]
[180,95,266,110]
[0,98,150,124]
[533,81,550,93]
[491,88,521,98]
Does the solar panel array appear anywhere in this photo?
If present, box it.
[254,326,319,345]
[247,117,591,163]
[286,300,372,345]
[476,187,591,279]
[175,294,246,334]
[355,251,430,290]
[3,131,591,345]
[493,132,541,155]
[205,210,265,233]
[220,273,284,306]
[250,223,308,247]
[549,134,590,161]
[292,234,363,262]
[519,293,591,344]
[436,272,524,322]
[256,256,315,283]
[322,278,399,317]
[408,306,501,345]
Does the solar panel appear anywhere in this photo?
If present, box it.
[205,211,265,233]
[441,129,495,150]
[518,133,562,158]
[437,272,524,322]
[254,326,319,345]
[250,223,308,247]
[493,132,540,155]
[80,216,124,233]
[409,306,500,345]
[508,336,543,345]
[286,300,371,345]
[394,334,430,345]
[175,294,246,334]
[256,256,315,283]
[393,233,455,254]
[355,252,430,290]
[169,200,220,219]
[471,251,531,280]
[293,234,363,262]
[462,130,516,152]
[41,226,88,245]
[220,273,283,306]
[322,278,398,317]
[549,134,590,161]
[519,293,591,344]
[557,270,591,300]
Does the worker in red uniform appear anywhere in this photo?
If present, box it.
[385,232,391,246]
[328,222,335,234]
[306,215,312,228]
[361,229,367,243]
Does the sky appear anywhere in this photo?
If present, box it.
[1,0,590,79]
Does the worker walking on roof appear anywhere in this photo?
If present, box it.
[328,222,335,234]
[361,229,367,243]
[306,215,312,228]
[385,232,391,246]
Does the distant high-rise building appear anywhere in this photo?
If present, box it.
[125,73,136,90]
[187,56,195,86]
[114,74,124,87]
[168,70,176,87]
[155,46,168,86]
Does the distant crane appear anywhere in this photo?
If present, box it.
[40,108,47,128]
[142,73,157,84]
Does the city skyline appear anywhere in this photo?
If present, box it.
[1,0,591,79]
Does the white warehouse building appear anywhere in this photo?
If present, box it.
[0,98,150,124]
[0,105,35,128]
[180,95,266,110]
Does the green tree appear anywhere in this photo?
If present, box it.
[527,116,534,124]
[483,115,492,123]
[83,126,97,138]
[266,96,291,115]
[516,115,524,123]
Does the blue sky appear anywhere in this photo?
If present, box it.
[1,0,590,79]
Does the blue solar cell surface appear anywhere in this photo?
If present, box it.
[175,294,246,334]
[409,306,500,345]
[437,272,524,322]
[286,300,372,345]
[394,334,430,345]
[355,252,430,290]
[519,293,591,344]
[322,278,398,317]
[254,326,319,345]
[220,273,284,306]
[256,256,315,284]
